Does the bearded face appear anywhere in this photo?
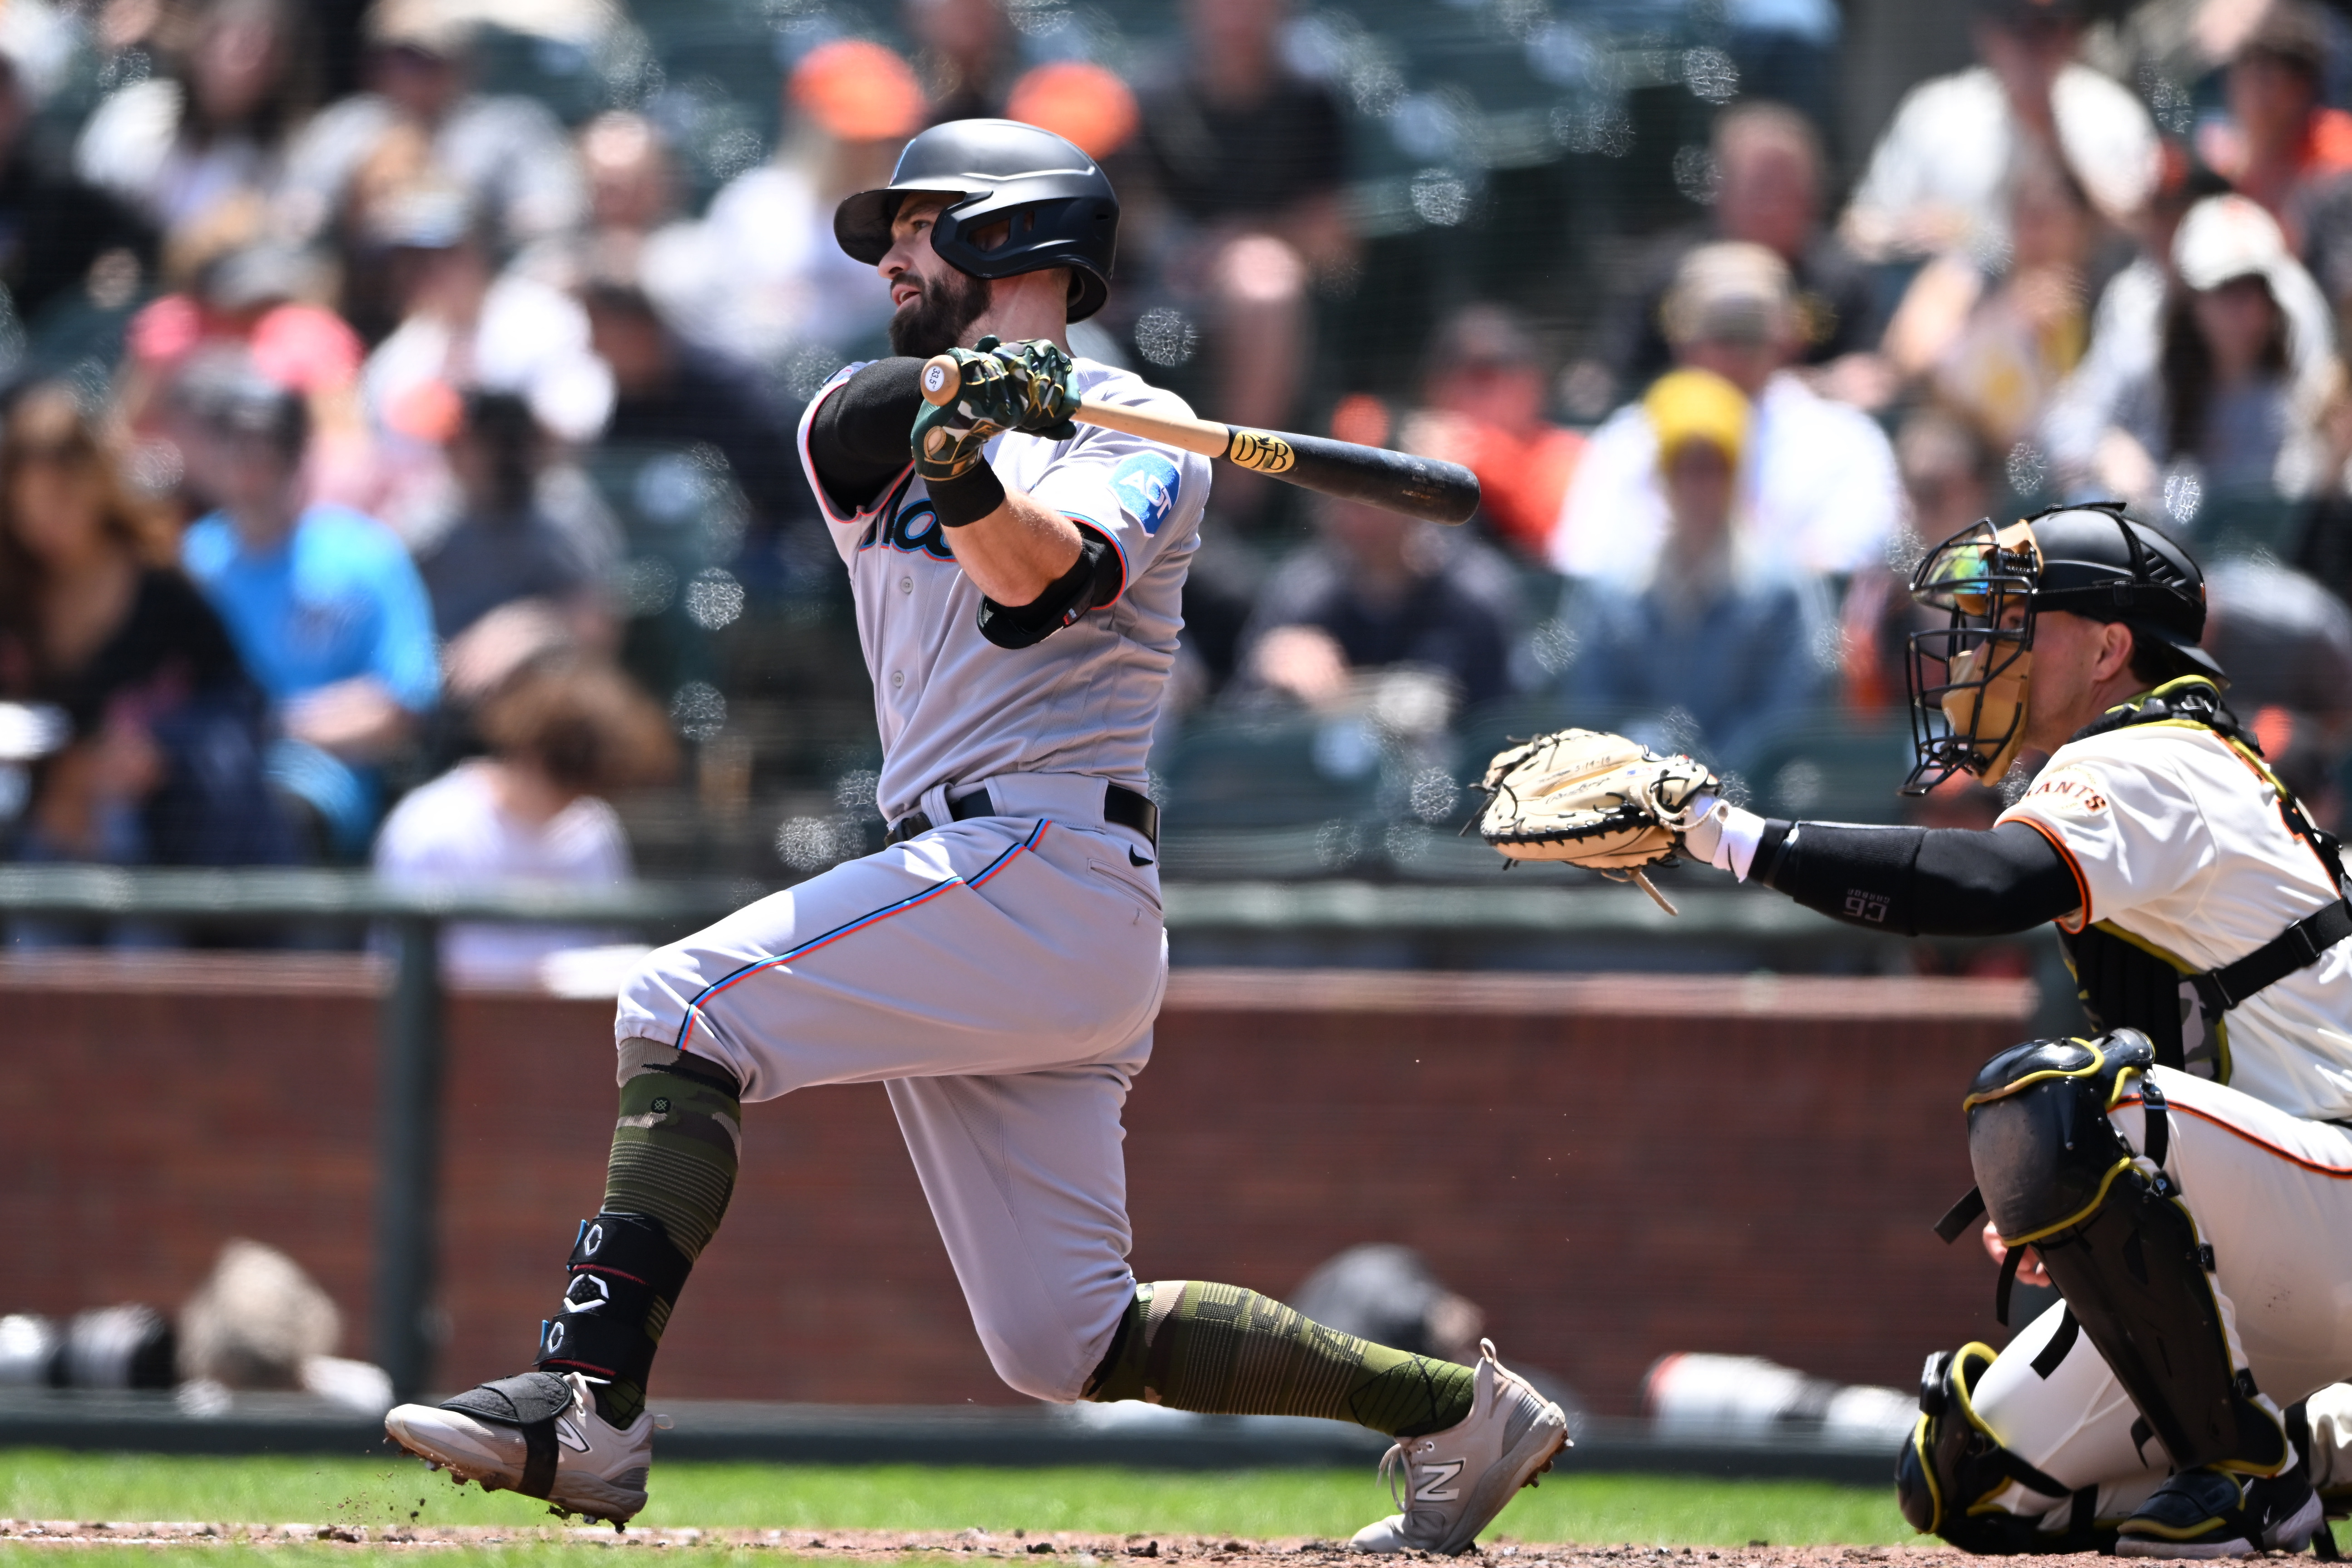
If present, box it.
[888,264,991,359]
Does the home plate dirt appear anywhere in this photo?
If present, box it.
[0,1526,2132,1565]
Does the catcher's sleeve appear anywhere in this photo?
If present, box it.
[1746,818,2080,937]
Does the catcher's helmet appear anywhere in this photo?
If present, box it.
[833,119,1119,322]
[1902,502,2221,793]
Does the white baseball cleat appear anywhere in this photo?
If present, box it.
[1348,1339,1570,1555]
[384,1369,652,1525]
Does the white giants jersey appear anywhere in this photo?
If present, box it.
[2000,721,2352,1120]
[797,357,1208,825]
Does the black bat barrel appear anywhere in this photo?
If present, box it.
[1226,428,1481,526]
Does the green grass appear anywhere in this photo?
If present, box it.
[0,1451,1906,1547]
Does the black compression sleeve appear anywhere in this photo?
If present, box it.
[808,357,926,512]
[1752,819,2081,937]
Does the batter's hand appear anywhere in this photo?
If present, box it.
[1981,1218,2052,1289]
[982,336,1080,441]
[911,346,1013,481]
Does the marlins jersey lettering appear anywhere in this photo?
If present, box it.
[797,359,1210,824]
[1999,722,2352,1119]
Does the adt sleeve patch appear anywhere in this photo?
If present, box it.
[1110,452,1181,535]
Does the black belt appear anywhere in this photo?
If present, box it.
[884,783,1159,850]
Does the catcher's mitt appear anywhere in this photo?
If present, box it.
[1476,727,1718,889]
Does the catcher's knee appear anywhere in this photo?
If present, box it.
[1897,1344,2109,1554]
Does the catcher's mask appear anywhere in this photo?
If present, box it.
[1901,503,2220,795]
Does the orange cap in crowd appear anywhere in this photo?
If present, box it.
[1005,62,1140,160]
[789,40,927,142]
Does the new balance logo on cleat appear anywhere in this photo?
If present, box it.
[1412,1459,1465,1503]
[555,1416,591,1454]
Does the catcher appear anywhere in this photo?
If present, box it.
[1481,503,2352,1556]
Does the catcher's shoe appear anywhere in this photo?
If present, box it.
[1348,1340,1569,1556]
[385,1370,651,1524]
[2114,1463,2322,1558]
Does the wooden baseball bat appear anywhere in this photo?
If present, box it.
[918,353,1480,526]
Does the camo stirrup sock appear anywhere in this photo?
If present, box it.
[535,1040,742,1427]
[1083,1281,1475,1438]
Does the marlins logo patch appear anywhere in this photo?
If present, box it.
[1111,452,1181,535]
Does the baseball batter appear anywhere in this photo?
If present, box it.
[383,120,1565,1555]
[1486,505,2352,1555]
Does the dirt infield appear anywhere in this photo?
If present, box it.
[0,1524,2104,1566]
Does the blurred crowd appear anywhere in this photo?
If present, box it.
[6,0,2352,940]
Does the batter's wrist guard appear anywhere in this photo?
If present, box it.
[931,461,1007,527]
[535,1213,690,1390]
[1966,1031,2291,1476]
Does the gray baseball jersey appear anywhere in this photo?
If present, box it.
[796,357,1210,825]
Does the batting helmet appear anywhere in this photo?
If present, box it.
[832,118,1119,322]
[1902,502,2221,793]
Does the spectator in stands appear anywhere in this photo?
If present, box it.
[652,39,925,365]
[1842,0,2158,266]
[1554,369,1834,769]
[578,112,675,241]
[583,256,807,559]
[374,653,674,986]
[516,111,682,301]
[177,358,439,860]
[1882,155,2099,452]
[2044,149,2339,492]
[2203,555,2352,748]
[2200,2,2352,256]
[414,389,618,647]
[1840,411,1995,717]
[114,242,372,510]
[1597,103,1879,402]
[74,0,319,242]
[0,383,287,873]
[0,42,153,332]
[907,0,1013,126]
[1131,0,1352,521]
[2057,194,2337,513]
[1395,306,1583,563]
[1236,493,1523,714]
[1552,243,1901,584]
[360,184,613,535]
[276,0,584,259]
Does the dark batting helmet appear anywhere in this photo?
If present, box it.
[833,118,1119,322]
[1903,502,2222,793]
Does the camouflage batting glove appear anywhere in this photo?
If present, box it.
[911,345,1015,481]
[983,336,1081,441]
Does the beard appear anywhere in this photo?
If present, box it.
[888,266,991,359]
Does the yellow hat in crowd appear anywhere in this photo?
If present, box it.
[1644,367,1750,470]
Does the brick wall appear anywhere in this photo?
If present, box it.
[2,956,2034,1415]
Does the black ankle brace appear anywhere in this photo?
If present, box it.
[535,1213,690,1389]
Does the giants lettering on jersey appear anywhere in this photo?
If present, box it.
[2021,764,2109,816]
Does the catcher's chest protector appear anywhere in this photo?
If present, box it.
[2060,923,2224,1079]
[2053,682,2351,1082]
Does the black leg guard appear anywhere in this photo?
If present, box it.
[1966,1031,2291,1478]
[1896,1341,2114,1554]
[534,1213,690,1391]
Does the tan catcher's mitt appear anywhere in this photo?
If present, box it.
[1475,729,1719,903]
